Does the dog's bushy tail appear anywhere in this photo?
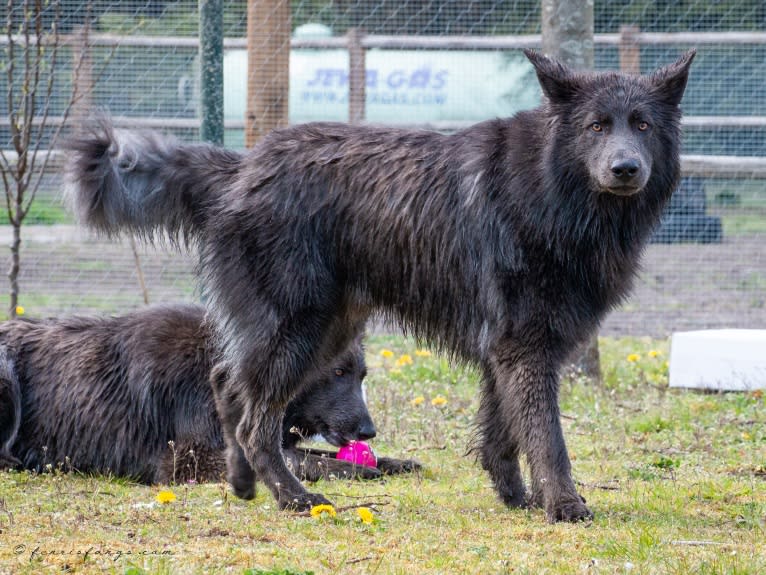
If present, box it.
[64,117,243,243]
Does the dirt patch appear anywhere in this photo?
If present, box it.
[5,227,765,338]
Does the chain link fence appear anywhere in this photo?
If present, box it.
[1,0,764,336]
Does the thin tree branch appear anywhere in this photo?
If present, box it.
[21,0,36,157]
[2,168,12,223]
[0,1,14,178]
[6,0,21,164]
[16,0,37,219]
[20,0,55,218]
[22,0,43,156]
[29,0,60,160]
[17,0,30,162]
[30,1,103,206]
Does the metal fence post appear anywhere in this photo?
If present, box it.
[199,0,224,145]
[198,0,223,305]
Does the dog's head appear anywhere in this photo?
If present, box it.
[524,49,695,197]
[282,336,375,448]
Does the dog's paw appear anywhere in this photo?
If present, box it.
[230,481,256,500]
[0,453,21,471]
[498,489,529,509]
[354,465,383,480]
[376,456,422,475]
[545,498,593,523]
[279,491,333,512]
[228,468,256,500]
[327,462,382,480]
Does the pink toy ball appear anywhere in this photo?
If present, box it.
[336,441,377,468]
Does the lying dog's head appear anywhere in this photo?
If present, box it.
[210,337,375,450]
[282,337,375,448]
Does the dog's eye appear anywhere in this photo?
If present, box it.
[334,368,344,377]
[637,121,649,131]
[590,122,602,133]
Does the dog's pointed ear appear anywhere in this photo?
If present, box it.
[650,49,696,107]
[524,49,579,103]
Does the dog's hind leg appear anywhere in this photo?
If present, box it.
[490,343,592,523]
[476,369,527,508]
[210,363,257,499]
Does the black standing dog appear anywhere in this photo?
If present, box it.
[0,305,419,485]
[65,50,695,521]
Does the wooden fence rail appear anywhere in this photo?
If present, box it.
[3,150,766,179]
[4,30,766,49]
[2,29,765,177]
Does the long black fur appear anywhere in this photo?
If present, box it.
[0,305,419,485]
[64,50,695,521]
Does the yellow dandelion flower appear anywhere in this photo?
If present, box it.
[356,507,374,524]
[415,349,432,357]
[648,350,661,358]
[431,395,447,407]
[380,349,394,358]
[310,504,337,519]
[15,306,24,316]
[396,354,413,367]
[410,395,425,407]
[626,353,641,363]
[741,432,752,441]
[155,490,176,504]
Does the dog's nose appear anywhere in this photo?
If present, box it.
[611,158,641,181]
[356,421,377,441]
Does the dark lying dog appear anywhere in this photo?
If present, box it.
[65,50,694,521]
[0,304,419,484]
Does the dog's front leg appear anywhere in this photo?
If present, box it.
[491,348,592,523]
[237,403,332,510]
[476,368,528,508]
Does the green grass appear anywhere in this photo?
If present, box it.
[706,179,766,235]
[22,198,73,225]
[720,213,766,236]
[0,336,764,574]
[7,293,150,317]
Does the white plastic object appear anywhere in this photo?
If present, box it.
[669,329,766,391]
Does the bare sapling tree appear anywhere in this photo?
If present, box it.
[1,0,85,318]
